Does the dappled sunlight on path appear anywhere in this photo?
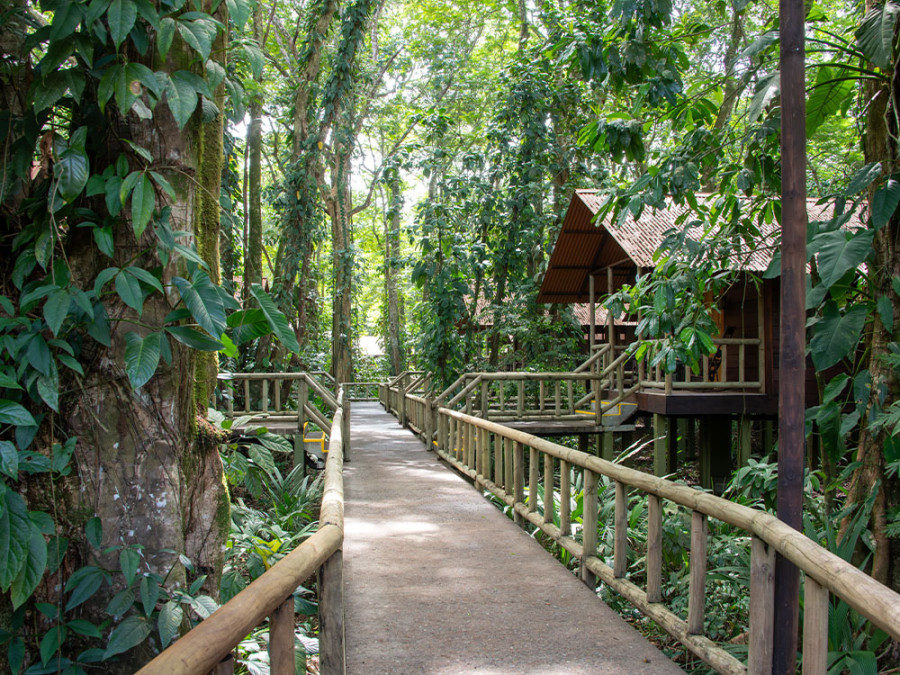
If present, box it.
[342,402,684,674]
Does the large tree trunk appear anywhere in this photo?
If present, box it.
[245,7,264,299]
[330,148,354,383]
[385,171,404,375]
[847,3,900,591]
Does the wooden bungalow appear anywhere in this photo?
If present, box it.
[538,189,855,488]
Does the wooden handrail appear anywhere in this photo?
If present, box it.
[140,393,347,674]
[436,407,900,671]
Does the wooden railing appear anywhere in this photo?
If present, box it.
[378,370,427,423]
[639,337,765,394]
[433,408,900,674]
[403,356,640,447]
[343,381,380,402]
[220,371,337,430]
[138,389,349,674]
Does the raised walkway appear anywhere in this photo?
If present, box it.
[342,402,684,674]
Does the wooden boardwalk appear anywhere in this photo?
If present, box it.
[343,402,684,674]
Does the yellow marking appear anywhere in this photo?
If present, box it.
[303,422,326,454]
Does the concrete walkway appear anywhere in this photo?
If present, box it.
[342,402,684,674]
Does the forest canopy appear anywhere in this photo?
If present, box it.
[2,0,900,670]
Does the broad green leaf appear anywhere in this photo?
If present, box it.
[67,619,102,639]
[37,374,60,412]
[107,0,138,48]
[124,332,161,389]
[0,491,31,591]
[11,525,47,609]
[823,374,850,404]
[877,294,894,334]
[748,71,779,122]
[65,566,105,611]
[93,225,115,258]
[811,303,868,371]
[85,517,102,549]
[225,0,252,28]
[249,445,277,476]
[872,177,900,229]
[157,601,183,648]
[0,400,36,427]
[56,146,90,202]
[103,615,151,659]
[140,575,160,616]
[806,69,854,138]
[47,535,68,574]
[88,302,112,347]
[131,173,155,238]
[32,71,70,111]
[250,284,299,353]
[0,440,17,478]
[856,1,900,70]
[157,17,176,59]
[49,3,84,42]
[172,274,226,337]
[189,594,219,619]
[165,326,223,351]
[115,271,144,315]
[27,334,52,376]
[105,588,135,617]
[165,71,198,129]
[814,229,874,289]
[43,288,71,336]
[120,547,140,587]
[843,162,882,197]
[39,625,65,666]
[125,266,163,293]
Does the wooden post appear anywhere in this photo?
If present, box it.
[296,378,309,467]
[581,469,598,589]
[243,378,250,412]
[261,379,269,414]
[802,576,829,675]
[268,597,294,675]
[738,415,752,467]
[647,494,662,603]
[517,380,524,418]
[513,441,525,526]
[211,655,235,674]
[341,392,351,461]
[578,434,589,455]
[504,437,513,494]
[398,383,407,427]
[688,511,708,635]
[758,296,766,394]
[567,380,574,414]
[613,481,627,578]
[601,431,614,461]
[559,459,571,537]
[480,380,489,416]
[589,273,596,352]
[318,551,345,674]
[653,414,669,476]
[482,428,491,483]
[528,447,539,514]
[749,537,776,675]
[274,379,281,412]
[495,432,503,486]
[543,453,554,525]
[425,398,434,451]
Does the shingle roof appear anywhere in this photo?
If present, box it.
[538,189,864,304]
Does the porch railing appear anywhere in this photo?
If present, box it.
[639,337,765,394]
